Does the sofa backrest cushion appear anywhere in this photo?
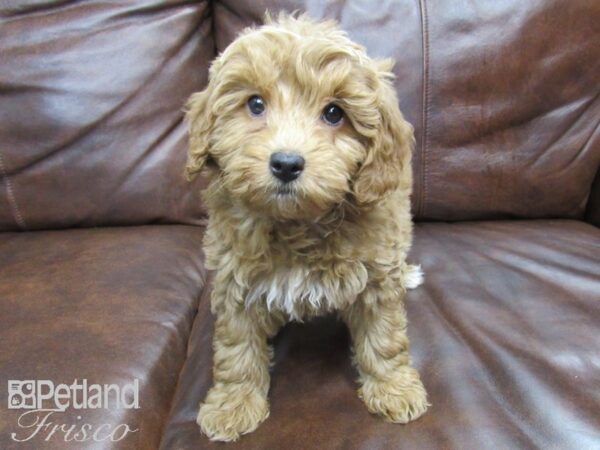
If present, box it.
[0,1,212,230]
[2,0,598,227]
[214,0,600,221]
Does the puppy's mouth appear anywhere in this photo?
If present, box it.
[274,184,297,198]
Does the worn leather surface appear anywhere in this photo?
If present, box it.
[2,1,600,449]
[213,0,600,221]
[0,226,207,450]
[160,220,600,450]
[0,1,212,231]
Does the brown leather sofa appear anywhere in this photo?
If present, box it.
[1,1,599,449]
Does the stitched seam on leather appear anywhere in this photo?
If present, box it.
[0,151,26,229]
[418,0,430,218]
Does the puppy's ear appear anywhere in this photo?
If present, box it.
[185,88,213,181]
[353,60,414,205]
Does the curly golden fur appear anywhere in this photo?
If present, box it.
[185,13,429,442]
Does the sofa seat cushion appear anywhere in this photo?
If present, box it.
[159,220,600,450]
[0,225,206,450]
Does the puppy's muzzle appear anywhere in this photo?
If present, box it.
[269,152,304,183]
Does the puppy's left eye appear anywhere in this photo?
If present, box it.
[322,103,344,125]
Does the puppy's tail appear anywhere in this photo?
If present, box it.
[404,264,424,290]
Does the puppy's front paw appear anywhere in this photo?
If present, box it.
[359,366,429,423]
[197,382,269,442]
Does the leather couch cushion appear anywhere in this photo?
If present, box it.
[159,220,600,449]
[0,1,212,231]
[213,0,600,221]
[0,226,206,450]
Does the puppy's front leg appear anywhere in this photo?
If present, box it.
[198,275,280,442]
[342,286,429,423]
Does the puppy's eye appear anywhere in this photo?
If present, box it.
[322,103,344,125]
[247,95,266,116]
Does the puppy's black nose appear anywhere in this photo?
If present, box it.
[269,152,304,183]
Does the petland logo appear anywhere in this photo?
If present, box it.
[7,379,140,443]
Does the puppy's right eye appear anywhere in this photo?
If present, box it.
[247,95,266,116]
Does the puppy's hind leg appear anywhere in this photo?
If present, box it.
[342,286,429,423]
[198,274,282,442]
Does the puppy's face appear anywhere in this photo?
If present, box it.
[186,15,413,221]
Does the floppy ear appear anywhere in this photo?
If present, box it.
[184,87,214,181]
[352,60,414,205]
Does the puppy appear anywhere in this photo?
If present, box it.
[185,13,428,442]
